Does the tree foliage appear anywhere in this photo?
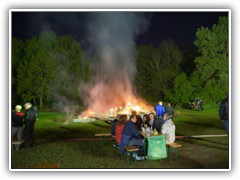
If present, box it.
[17,32,58,108]
[165,73,194,105]
[192,16,228,103]
[12,16,228,109]
[12,37,24,105]
[135,39,182,104]
[13,31,90,109]
[51,35,91,105]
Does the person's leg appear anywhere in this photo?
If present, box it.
[11,127,17,150]
[25,125,31,147]
[128,138,144,156]
[30,124,35,147]
[223,120,229,135]
[128,138,144,147]
[16,127,23,150]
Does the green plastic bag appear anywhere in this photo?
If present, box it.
[147,135,167,160]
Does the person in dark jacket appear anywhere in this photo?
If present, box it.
[219,95,229,135]
[149,113,162,133]
[166,103,174,119]
[24,102,37,147]
[12,105,25,150]
[119,115,144,156]
[132,110,143,131]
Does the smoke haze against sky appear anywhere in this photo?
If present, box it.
[80,12,150,114]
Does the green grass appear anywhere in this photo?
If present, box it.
[11,108,229,169]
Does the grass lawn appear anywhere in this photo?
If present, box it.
[11,107,229,170]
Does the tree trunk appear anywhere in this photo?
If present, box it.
[39,95,43,110]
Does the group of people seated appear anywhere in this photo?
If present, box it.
[110,103,176,160]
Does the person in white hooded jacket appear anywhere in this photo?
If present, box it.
[161,112,176,144]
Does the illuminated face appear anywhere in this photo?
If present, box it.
[163,114,168,120]
[149,114,154,120]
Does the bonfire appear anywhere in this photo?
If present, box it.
[75,100,154,122]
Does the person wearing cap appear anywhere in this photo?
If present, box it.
[24,102,37,147]
[12,105,25,151]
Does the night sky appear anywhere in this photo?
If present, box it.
[12,11,228,48]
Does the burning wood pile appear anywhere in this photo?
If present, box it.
[74,101,154,122]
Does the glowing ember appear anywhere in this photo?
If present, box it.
[78,99,154,120]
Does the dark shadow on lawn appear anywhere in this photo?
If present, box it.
[180,120,223,130]
[181,137,229,152]
[91,121,111,129]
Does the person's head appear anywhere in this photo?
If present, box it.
[159,101,162,105]
[132,110,137,116]
[24,102,32,110]
[163,112,171,120]
[143,114,150,121]
[117,114,127,125]
[15,105,22,112]
[129,115,137,123]
[149,113,155,120]
[167,103,171,107]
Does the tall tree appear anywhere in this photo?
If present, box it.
[165,73,194,105]
[12,37,24,106]
[192,16,228,103]
[135,45,155,102]
[135,39,182,103]
[51,35,91,105]
[17,31,58,109]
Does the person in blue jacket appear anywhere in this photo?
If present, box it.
[155,101,166,119]
[119,115,144,156]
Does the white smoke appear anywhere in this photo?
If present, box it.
[80,12,150,114]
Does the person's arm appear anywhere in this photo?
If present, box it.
[154,120,162,133]
[161,123,167,135]
[131,123,141,138]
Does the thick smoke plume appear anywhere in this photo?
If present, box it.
[80,12,150,115]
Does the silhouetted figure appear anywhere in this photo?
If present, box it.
[219,95,229,134]
[24,103,37,147]
[166,103,174,118]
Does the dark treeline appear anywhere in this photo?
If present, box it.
[11,16,228,110]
